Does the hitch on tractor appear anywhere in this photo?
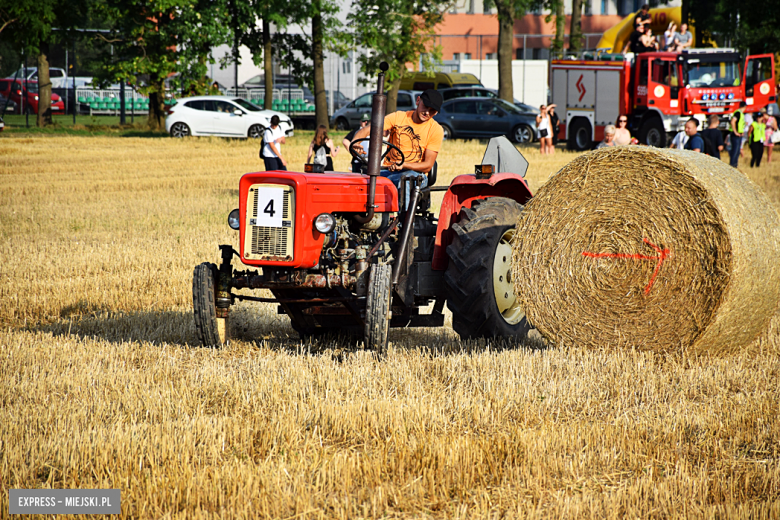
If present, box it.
[193,62,536,352]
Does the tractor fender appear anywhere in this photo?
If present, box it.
[431,173,533,270]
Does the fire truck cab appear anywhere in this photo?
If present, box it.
[551,49,776,150]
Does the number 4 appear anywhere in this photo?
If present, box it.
[264,199,275,217]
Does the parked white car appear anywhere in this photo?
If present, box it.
[13,67,68,88]
[165,95,294,138]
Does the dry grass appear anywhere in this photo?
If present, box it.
[1,134,779,518]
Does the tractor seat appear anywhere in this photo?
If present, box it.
[417,161,438,213]
[427,161,437,187]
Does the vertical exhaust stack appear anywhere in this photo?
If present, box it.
[355,62,389,224]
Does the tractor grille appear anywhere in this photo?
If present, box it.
[243,184,295,261]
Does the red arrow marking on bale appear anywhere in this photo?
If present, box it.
[582,238,671,294]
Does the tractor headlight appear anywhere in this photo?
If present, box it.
[228,208,240,230]
[314,213,336,234]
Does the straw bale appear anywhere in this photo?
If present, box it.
[511,146,780,354]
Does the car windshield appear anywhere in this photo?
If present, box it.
[684,60,741,88]
[232,98,262,111]
[492,98,522,114]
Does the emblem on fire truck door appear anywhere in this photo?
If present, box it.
[760,83,770,95]
[654,85,665,97]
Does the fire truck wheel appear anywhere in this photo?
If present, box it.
[364,263,392,354]
[170,122,191,138]
[512,124,534,144]
[639,118,667,148]
[445,197,531,341]
[567,118,592,151]
[192,263,229,347]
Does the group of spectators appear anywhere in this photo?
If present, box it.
[596,107,777,168]
[622,4,693,55]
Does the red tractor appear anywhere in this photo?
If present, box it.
[193,63,534,352]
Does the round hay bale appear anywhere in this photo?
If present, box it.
[511,146,780,354]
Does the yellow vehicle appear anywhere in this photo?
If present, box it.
[398,72,482,91]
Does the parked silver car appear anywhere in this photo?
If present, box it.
[330,90,421,130]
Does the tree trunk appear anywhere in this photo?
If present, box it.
[312,6,328,128]
[570,0,583,54]
[552,0,565,59]
[147,77,166,131]
[263,16,273,110]
[386,75,401,113]
[496,0,514,102]
[36,43,53,127]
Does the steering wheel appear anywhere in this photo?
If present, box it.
[348,137,405,168]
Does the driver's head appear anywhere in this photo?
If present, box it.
[684,118,698,136]
[416,89,442,122]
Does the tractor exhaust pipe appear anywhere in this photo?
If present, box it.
[355,62,389,224]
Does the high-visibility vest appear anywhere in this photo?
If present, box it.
[732,109,745,134]
[750,121,766,143]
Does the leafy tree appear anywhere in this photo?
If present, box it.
[0,0,89,126]
[96,0,232,130]
[485,0,535,102]
[348,0,450,112]
[686,0,780,54]
[569,0,583,54]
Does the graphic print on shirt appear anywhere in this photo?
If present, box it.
[386,125,423,165]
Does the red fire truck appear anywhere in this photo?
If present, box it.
[551,49,776,150]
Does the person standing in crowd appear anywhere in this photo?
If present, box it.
[747,111,767,167]
[700,115,724,159]
[728,103,746,167]
[614,115,633,145]
[536,104,555,155]
[683,118,704,152]
[673,23,693,51]
[306,124,340,171]
[669,128,689,149]
[764,109,777,163]
[262,115,287,171]
[633,4,651,30]
[597,125,617,148]
[343,113,371,173]
[548,106,560,145]
[663,22,677,51]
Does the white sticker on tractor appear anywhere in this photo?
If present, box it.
[760,83,770,95]
[256,187,284,227]
[654,85,665,98]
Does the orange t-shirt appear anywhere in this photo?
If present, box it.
[382,110,443,172]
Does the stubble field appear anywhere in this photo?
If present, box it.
[1,133,779,518]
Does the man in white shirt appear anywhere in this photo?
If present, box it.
[669,129,689,149]
[262,115,287,171]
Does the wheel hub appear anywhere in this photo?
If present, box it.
[492,228,525,325]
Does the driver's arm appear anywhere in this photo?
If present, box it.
[390,148,438,174]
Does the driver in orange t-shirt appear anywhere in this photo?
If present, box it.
[354,89,444,209]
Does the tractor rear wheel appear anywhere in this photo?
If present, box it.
[193,263,229,347]
[445,197,531,340]
[364,263,392,354]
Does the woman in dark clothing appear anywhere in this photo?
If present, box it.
[306,124,340,171]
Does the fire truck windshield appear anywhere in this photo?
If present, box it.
[684,59,741,89]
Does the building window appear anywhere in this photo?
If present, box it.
[453,53,460,60]
[464,53,471,60]
[485,52,497,60]
[601,0,608,15]
[516,48,525,60]
[342,61,351,74]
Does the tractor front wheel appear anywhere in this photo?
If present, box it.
[193,263,229,347]
[364,263,392,354]
[445,198,531,340]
